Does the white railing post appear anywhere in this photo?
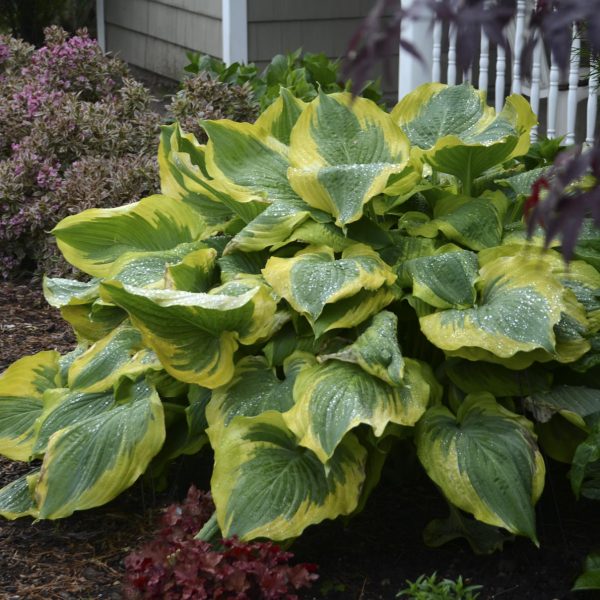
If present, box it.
[495,45,506,112]
[479,16,490,93]
[511,0,526,94]
[530,35,543,141]
[398,0,434,100]
[96,0,105,52]
[565,25,581,145]
[222,0,248,64]
[586,67,599,146]
[547,50,560,138]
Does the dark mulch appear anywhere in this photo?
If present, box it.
[1,278,599,600]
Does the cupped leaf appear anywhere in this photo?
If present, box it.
[393,83,536,189]
[573,553,600,591]
[66,324,150,392]
[0,351,61,461]
[254,87,307,145]
[203,118,300,204]
[262,244,396,322]
[209,411,367,540]
[35,380,165,519]
[206,354,306,446]
[318,310,404,385]
[416,393,545,541]
[406,192,508,251]
[288,91,410,227]
[52,195,208,277]
[101,279,277,388]
[0,471,40,519]
[285,358,433,462]
[43,277,101,308]
[402,249,479,309]
[420,254,569,368]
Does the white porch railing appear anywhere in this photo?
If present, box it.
[398,0,599,144]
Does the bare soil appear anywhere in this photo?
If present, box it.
[0,279,599,600]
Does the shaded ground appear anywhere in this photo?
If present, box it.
[1,279,599,600]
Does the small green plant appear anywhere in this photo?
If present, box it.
[397,573,482,600]
[184,48,383,110]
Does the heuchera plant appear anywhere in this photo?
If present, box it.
[1,84,599,555]
[124,485,318,600]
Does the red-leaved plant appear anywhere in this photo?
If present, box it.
[123,486,318,600]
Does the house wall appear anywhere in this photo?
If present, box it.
[247,0,398,98]
[105,0,222,79]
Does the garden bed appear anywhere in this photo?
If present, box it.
[0,279,598,600]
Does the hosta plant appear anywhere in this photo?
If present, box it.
[1,82,600,555]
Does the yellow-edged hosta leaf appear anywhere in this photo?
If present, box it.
[159,124,265,226]
[32,388,115,456]
[0,471,40,519]
[262,244,396,322]
[406,192,508,251]
[254,88,307,145]
[101,279,277,388]
[203,119,300,204]
[67,324,161,393]
[209,410,367,540]
[224,197,330,254]
[0,351,61,461]
[392,83,536,187]
[318,311,405,385]
[285,357,433,462]
[420,254,569,368]
[416,393,545,541]
[313,287,398,338]
[206,355,306,446]
[52,194,208,278]
[288,91,410,227]
[35,380,165,519]
[43,277,100,308]
[401,249,479,309]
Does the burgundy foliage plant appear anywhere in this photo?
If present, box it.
[124,486,318,600]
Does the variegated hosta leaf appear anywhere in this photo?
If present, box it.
[32,388,115,456]
[445,359,552,397]
[285,357,433,462]
[401,249,479,309]
[67,324,161,393]
[312,287,398,338]
[0,351,61,461]
[0,471,40,519]
[420,254,571,369]
[101,279,277,388]
[392,83,536,188]
[262,244,396,323]
[318,311,405,386]
[416,393,545,541]
[524,386,600,430]
[206,354,308,446]
[203,118,300,205]
[288,91,411,227]
[254,87,307,145]
[406,192,508,251]
[43,277,101,308]
[35,380,165,519]
[224,197,330,254]
[209,411,367,540]
[52,194,209,278]
[159,124,263,226]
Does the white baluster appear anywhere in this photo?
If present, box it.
[530,35,543,141]
[511,0,526,94]
[495,45,506,112]
[432,17,442,82]
[586,67,599,145]
[565,25,581,145]
[547,49,560,138]
[448,24,457,85]
[479,16,490,93]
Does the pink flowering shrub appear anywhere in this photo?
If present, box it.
[0,27,161,278]
[124,486,318,600]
